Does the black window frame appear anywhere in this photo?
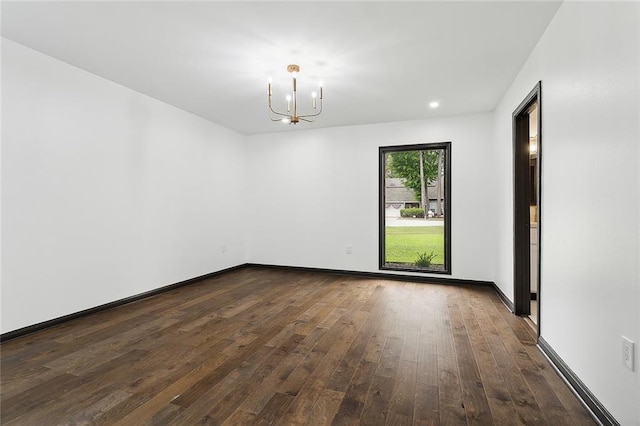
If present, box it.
[379,142,452,274]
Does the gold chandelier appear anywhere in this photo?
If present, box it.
[268,64,323,124]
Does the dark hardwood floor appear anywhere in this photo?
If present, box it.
[1,267,596,425]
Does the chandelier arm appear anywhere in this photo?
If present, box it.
[297,111,321,119]
[268,104,291,118]
[298,99,323,119]
[269,111,288,121]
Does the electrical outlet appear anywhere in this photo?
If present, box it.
[345,245,352,255]
[622,336,634,371]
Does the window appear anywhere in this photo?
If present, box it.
[379,142,451,274]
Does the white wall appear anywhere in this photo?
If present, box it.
[1,39,247,333]
[245,114,495,282]
[493,3,640,423]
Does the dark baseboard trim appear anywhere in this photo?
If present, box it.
[538,337,619,426]
[0,264,246,343]
[492,283,515,312]
[245,263,495,287]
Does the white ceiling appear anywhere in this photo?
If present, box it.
[1,1,561,135]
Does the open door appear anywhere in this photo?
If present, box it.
[513,82,541,335]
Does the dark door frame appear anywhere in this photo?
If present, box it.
[512,81,542,335]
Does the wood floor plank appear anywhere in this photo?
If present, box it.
[361,328,389,364]
[462,290,522,425]
[326,302,383,393]
[56,388,132,426]
[197,333,305,424]
[417,333,438,386]
[521,343,596,425]
[332,360,378,425]
[0,365,60,400]
[386,359,417,425]
[447,291,494,425]
[309,388,345,426]
[437,354,467,425]
[253,392,296,425]
[414,381,440,425]
[228,352,303,419]
[478,290,551,424]
[1,372,80,423]
[375,332,403,379]
[0,267,597,425]
[359,374,395,425]
[45,318,177,376]
[277,310,368,424]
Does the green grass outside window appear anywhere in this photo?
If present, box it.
[385,226,445,265]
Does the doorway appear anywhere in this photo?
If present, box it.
[513,82,541,334]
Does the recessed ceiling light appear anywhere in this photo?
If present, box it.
[429,101,439,108]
